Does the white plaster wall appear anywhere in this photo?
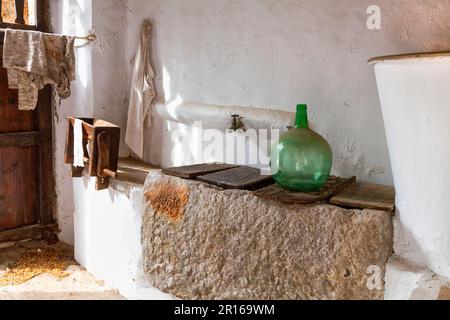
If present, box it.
[124,0,450,185]
[73,178,174,300]
[49,0,450,273]
[50,0,94,244]
[46,1,450,297]
[50,0,130,244]
[90,0,130,156]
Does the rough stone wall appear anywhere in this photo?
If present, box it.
[142,172,393,300]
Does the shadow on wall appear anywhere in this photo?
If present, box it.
[51,0,94,245]
[393,212,433,270]
[151,64,323,176]
[61,0,93,92]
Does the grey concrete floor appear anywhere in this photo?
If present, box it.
[0,240,124,300]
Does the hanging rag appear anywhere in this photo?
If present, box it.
[73,119,85,168]
[2,29,76,110]
[125,20,156,158]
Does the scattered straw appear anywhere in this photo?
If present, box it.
[0,247,72,286]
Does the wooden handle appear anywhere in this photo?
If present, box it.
[97,131,111,178]
[97,131,118,179]
[64,118,74,164]
[103,169,118,179]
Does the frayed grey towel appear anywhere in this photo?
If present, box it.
[3,29,75,110]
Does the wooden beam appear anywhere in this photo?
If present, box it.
[97,131,111,178]
[36,85,54,225]
[0,131,40,148]
[36,0,49,31]
[0,3,52,228]
[96,131,111,190]
[254,176,356,205]
[14,0,26,24]
[0,22,36,30]
[330,183,395,212]
[0,224,57,243]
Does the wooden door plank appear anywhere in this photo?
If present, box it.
[0,131,40,148]
[163,163,238,179]
[0,224,56,243]
[97,131,111,178]
[197,166,274,190]
[0,47,36,133]
[0,225,43,243]
[35,85,54,225]
[330,183,395,212]
[36,1,53,225]
[0,146,39,231]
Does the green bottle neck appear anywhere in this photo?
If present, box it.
[295,104,309,129]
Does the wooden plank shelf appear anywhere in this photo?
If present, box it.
[161,164,395,211]
[196,166,274,190]
[162,163,238,179]
[254,176,356,205]
[330,183,395,212]
[0,224,57,244]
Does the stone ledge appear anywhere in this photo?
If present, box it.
[115,158,159,185]
[142,172,393,300]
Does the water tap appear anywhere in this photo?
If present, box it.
[229,114,246,132]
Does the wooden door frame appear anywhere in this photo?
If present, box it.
[0,0,54,226]
[36,85,53,225]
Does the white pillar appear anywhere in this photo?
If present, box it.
[371,54,450,279]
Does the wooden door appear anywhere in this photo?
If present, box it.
[0,45,40,231]
[0,1,53,232]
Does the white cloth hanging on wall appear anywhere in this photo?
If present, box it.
[125,20,156,158]
[73,119,85,168]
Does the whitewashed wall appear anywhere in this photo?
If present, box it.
[50,1,450,248]
[50,0,94,244]
[50,0,130,244]
[125,0,450,186]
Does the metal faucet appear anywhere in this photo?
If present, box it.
[229,114,246,132]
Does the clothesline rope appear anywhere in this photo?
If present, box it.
[74,33,97,42]
[0,28,97,44]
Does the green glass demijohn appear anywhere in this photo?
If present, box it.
[271,104,333,192]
